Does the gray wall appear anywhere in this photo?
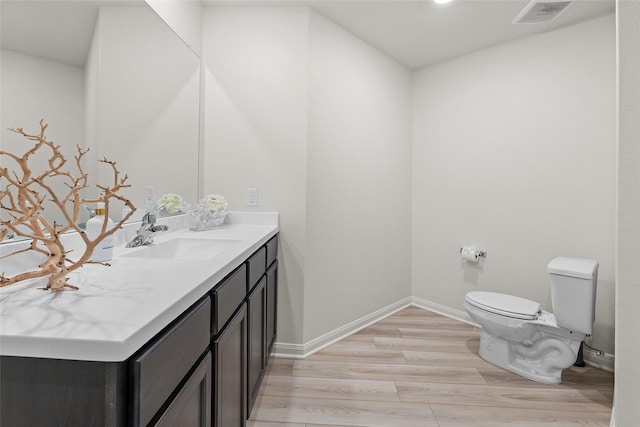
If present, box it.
[613,0,640,424]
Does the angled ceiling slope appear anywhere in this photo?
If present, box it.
[1,0,615,70]
[204,0,615,69]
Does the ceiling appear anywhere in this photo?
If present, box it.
[205,0,615,69]
[1,0,615,70]
[303,0,615,69]
[1,0,145,67]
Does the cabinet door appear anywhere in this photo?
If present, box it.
[131,297,210,427]
[154,352,212,427]
[213,303,247,427]
[266,261,278,357]
[247,276,266,414]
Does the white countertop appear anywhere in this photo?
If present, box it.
[0,212,278,362]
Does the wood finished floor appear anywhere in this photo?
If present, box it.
[248,306,614,427]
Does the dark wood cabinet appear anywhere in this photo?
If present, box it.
[131,297,211,427]
[212,264,247,336]
[0,356,127,427]
[212,303,247,427]
[247,276,266,413]
[154,352,212,427]
[247,247,266,293]
[266,235,278,269]
[266,260,278,356]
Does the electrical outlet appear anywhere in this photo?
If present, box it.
[247,188,258,206]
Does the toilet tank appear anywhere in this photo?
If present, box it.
[548,257,598,335]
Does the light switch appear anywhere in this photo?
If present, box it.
[247,188,258,206]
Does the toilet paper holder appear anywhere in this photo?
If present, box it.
[459,247,487,258]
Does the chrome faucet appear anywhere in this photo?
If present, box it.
[125,212,168,247]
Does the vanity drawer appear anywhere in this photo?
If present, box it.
[131,296,211,427]
[266,234,278,268]
[212,264,247,335]
[247,247,266,291]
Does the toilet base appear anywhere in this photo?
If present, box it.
[478,329,581,384]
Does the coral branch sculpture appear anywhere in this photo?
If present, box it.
[0,120,136,290]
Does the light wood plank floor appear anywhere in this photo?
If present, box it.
[248,306,614,427]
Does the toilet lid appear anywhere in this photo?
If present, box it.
[465,291,540,320]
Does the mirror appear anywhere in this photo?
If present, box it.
[146,0,203,59]
[1,0,200,240]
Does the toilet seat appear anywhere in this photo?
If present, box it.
[465,291,540,320]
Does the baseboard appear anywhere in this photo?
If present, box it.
[584,345,615,372]
[609,405,615,427]
[410,296,480,328]
[272,297,412,358]
[271,342,306,359]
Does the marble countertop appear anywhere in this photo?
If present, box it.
[0,212,278,362]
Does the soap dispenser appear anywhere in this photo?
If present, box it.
[86,202,114,262]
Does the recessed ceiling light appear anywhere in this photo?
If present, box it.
[433,0,452,4]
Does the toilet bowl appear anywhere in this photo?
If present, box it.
[464,257,598,384]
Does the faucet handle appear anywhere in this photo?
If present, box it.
[142,212,156,225]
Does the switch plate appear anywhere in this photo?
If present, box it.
[144,186,156,212]
[246,188,258,206]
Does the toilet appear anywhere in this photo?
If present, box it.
[464,256,598,384]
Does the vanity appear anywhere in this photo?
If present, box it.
[0,213,278,427]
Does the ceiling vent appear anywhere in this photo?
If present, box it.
[512,0,574,24]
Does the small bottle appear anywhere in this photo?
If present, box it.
[86,202,114,262]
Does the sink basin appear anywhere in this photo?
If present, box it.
[120,238,240,260]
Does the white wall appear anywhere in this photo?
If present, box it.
[145,0,203,58]
[202,7,310,346]
[201,7,413,351]
[1,50,85,139]
[85,14,100,187]
[96,6,200,212]
[613,0,640,424]
[305,11,412,343]
[412,16,616,353]
[1,49,85,226]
